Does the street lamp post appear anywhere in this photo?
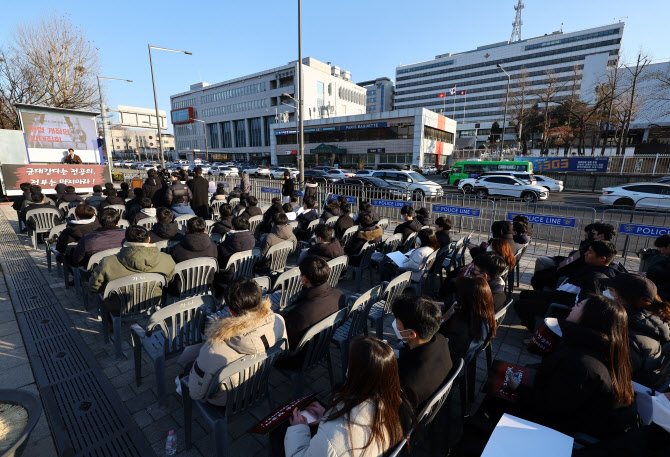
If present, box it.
[148,44,192,169]
[97,76,132,181]
[192,119,209,162]
[281,96,299,168]
[497,64,511,160]
[297,0,305,187]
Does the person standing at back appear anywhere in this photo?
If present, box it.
[166,172,193,205]
[142,169,163,206]
[240,172,251,194]
[281,171,294,204]
[188,166,210,219]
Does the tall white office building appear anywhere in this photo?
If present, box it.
[394,23,624,147]
[169,58,367,163]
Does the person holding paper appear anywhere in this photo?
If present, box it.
[505,295,639,439]
[381,228,440,282]
[64,148,82,164]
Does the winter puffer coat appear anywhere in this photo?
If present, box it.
[149,222,181,242]
[187,299,286,406]
[142,177,163,204]
[260,224,298,258]
[172,233,218,263]
[166,181,193,205]
[344,225,383,266]
[627,308,670,386]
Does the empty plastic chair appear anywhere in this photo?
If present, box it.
[168,257,219,304]
[367,271,412,339]
[348,242,376,292]
[131,295,213,405]
[44,223,66,273]
[224,248,261,280]
[26,207,62,249]
[326,255,349,289]
[266,267,302,314]
[400,232,418,254]
[262,240,293,276]
[253,276,272,294]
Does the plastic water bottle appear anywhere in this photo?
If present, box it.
[165,430,177,456]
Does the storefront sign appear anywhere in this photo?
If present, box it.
[2,164,106,195]
[339,122,388,131]
[432,205,480,217]
[507,212,576,228]
[371,199,411,208]
[368,148,385,154]
[260,187,280,194]
[619,223,670,237]
[517,157,610,173]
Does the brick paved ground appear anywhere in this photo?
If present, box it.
[3,203,634,456]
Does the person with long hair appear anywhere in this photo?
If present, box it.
[381,228,440,282]
[284,336,416,457]
[507,295,639,439]
[487,238,516,271]
[440,276,496,360]
[469,220,518,258]
[601,274,670,386]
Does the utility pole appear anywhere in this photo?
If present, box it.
[297,0,305,186]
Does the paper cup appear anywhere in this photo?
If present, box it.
[527,317,563,355]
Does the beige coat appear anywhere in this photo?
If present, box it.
[284,401,391,457]
[187,299,286,406]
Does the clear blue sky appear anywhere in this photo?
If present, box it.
[1,0,667,133]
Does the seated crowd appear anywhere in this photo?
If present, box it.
[17,173,670,457]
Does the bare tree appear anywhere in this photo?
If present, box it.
[0,13,100,129]
[536,69,560,151]
[644,63,670,117]
[620,50,651,155]
[507,69,532,154]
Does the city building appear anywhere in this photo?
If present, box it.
[357,77,395,113]
[169,58,367,163]
[108,126,174,160]
[270,108,456,169]
[394,22,624,149]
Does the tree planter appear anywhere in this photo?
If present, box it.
[0,390,42,457]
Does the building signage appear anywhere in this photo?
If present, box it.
[517,157,610,173]
[619,223,670,238]
[260,187,280,194]
[2,164,106,194]
[339,122,388,131]
[368,148,386,154]
[507,212,576,228]
[371,199,411,208]
[310,144,346,155]
[432,204,480,217]
[275,129,297,135]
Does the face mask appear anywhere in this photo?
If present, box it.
[392,319,413,342]
[603,289,615,300]
[416,238,422,247]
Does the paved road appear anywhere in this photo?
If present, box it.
[430,175,605,210]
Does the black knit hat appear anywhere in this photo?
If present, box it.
[601,274,657,303]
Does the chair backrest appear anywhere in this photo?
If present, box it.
[253,276,272,294]
[400,232,418,253]
[86,247,122,271]
[175,214,196,232]
[269,267,302,313]
[294,308,348,371]
[173,257,219,299]
[339,225,358,246]
[47,223,67,243]
[206,339,288,418]
[326,255,349,288]
[228,197,240,208]
[154,240,169,251]
[382,271,412,310]
[136,216,157,230]
[288,220,299,231]
[145,295,214,356]
[417,358,464,426]
[324,216,339,228]
[381,233,403,254]
[26,207,61,232]
[247,215,264,235]
[225,249,261,279]
[102,273,167,318]
[264,240,293,274]
[347,285,383,340]
[118,218,130,229]
[107,204,126,219]
[210,199,226,218]
[357,242,376,270]
[419,250,439,278]
[494,298,514,326]
[66,205,97,220]
[210,232,222,244]
[205,220,216,234]
[304,219,320,235]
[377,218,390,231]
[58,202,70,213]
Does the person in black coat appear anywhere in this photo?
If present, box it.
[344,214,383,267]
[165,172,193,205]
[69,209,126,267]
[394,205,422,242]
[505,296,639,440]
[320,202,339,221]
[125,187,144,221]
[211,204,234,236]
[333,202,354,240]
[149,208,182,242]
[306,224,344,262]
[57,185,84,206]
[118,182,130,200]
[259,199,283,234]
[647,234,670,301]
[99,189,125,209]
[281,172,294,203]
[214,216,256,296]
[55,204,101,259]
[142,170,164,206]
[434,217,452,248]
[393,292,453,409]
[415,207,430,227]
[171,217,217,263]
[188,167,211,219]
[355,201,380,224]
[295,196,318,241]
[239,195,263,219]
[23,192,60,229]
[282,255,345,349]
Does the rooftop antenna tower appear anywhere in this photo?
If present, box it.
[510,0,525,42]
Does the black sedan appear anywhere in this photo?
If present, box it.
[331,177,409,200]
[304,169,338,184]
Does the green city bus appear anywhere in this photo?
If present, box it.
[446,160,533,185]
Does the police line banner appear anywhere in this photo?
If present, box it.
[619,223,669,238]
[432,204,481,217]
[260,187,281,194]
[371,199,410,208]
[507,212,576,228]
[327,194,357,203]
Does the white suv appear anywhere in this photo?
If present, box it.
[246,166,270,177]
[600,182,670,210]
[472,175,548,202]
[270,168,299,179]
[371,170,444,198]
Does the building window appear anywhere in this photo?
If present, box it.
[250,118,262,147]
[368,90,376,95]
[222,122,232,148]
[370,105,376,110]
[263,116,274,147]
[115,138,119,142]
[234,119,246,147]
[208,123,220,148]
[424,126,454,144]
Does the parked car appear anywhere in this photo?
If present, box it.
[472,175,548,202]
[142,163,157,171]
[354,169,375,177]
[130,162,143,169]
[270,168,299,179]
[112,160,123,167]
[371,170,444,198]
[325,169,355,179]
[246,166,271,177]
[123,161,135,168]
[599,182,670,210]
[534,175,564,192]
[654,176,670,184]
[332,177,409,200]
[458,171,536,193]
[210,166,238,177]
[311,166,331,172]
[376,163,411,171]
[303,169,337,184]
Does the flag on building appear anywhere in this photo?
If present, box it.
[458,90,467,95]
[438,93,446,98]
[450,87,457,95]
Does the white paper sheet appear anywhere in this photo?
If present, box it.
[386,251,408,266]
[481,414,573,457]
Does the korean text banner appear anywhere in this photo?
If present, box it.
[2,164,106,196]
[516,157,609,173]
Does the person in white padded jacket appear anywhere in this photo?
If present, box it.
[381,228,440,282]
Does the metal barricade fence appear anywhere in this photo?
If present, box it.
[428,194,497,245]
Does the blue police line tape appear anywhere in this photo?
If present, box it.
[506,212,576,228]
[432,204,480,217]
[619,223,670,238]
[328,194,357,203]
[260,187,281,194]
[371,199,411,208]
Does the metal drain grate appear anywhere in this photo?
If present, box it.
[30,334,90,386]
[16,306,68,342]
[14,286,58,311]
